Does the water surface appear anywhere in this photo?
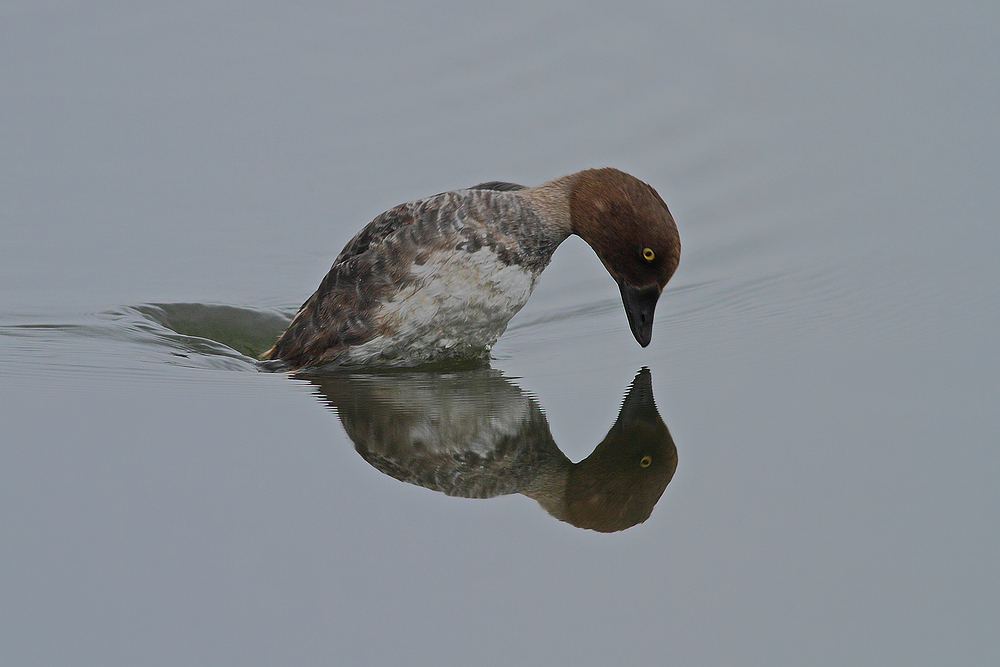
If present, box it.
[2,2,998,665]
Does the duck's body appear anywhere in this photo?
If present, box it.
[264,168,679,369]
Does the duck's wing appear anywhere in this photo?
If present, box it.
[265,202,425,367]
[332,201,419,265]
[469,181,526,192]
[331,182,524,264]
[261,266,380,367]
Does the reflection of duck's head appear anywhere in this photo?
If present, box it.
[311,366,676,533]
[530,368,677,532]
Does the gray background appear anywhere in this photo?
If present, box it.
[2,1,998,665]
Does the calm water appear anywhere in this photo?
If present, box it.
[2,2,998,665]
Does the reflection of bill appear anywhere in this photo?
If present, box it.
[310,368,677,533]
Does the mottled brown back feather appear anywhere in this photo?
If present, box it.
[264,204,422,367]
[263,186,562,368]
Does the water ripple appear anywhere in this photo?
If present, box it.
[0,304,294,381]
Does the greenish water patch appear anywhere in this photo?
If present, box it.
[131,303,292,359]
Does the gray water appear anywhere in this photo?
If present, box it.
[2,2,998,665]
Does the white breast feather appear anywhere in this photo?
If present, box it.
[339,247,538,365]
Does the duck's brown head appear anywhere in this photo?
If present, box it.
[569,168,680,347]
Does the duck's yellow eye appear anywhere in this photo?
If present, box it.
[640,455,652,468]
[642,247,655,261]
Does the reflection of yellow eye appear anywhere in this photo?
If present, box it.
[642,247,655,261]
[640,455,652,468]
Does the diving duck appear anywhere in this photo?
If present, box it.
[263,168,680,368]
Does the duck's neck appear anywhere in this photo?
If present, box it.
[520,460,574,523]
[518,172,581,238]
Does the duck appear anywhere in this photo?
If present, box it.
[262,167,680,368]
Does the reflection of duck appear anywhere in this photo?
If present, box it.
[264,168,680,368]
[310,368,676,532]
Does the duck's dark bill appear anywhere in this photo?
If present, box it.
[618,281,660,347]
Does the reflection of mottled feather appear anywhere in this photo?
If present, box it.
[312,370,570,499]
[354,409,565,499]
